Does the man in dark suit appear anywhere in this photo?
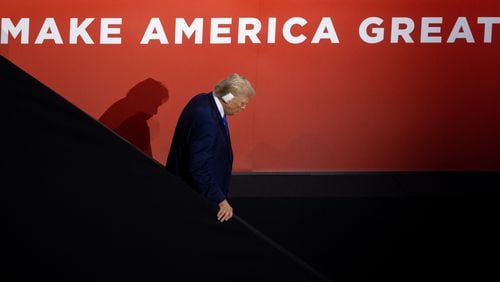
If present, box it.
[166,74,255,222]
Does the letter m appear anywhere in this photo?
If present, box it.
[1,18,30,44]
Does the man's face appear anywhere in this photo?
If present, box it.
[223,96,251,116]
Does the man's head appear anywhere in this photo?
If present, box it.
[214,73,255,116]
[126,78,169,116]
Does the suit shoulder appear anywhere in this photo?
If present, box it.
[179,93,216,124]
[184,93,212,114]
[189,93,211,105]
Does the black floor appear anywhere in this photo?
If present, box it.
[231,173,500,281]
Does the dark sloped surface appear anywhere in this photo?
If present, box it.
[1,55,327,282]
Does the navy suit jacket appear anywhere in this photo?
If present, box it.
[166,93,233,204]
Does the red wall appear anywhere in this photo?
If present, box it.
[2,0,500,171]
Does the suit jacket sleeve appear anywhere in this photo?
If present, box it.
[188,119,226,204]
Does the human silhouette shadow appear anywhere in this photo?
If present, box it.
[99,78,169,157]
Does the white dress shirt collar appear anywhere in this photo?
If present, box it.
[212,91,225,118]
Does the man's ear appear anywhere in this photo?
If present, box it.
[221,93,235,103]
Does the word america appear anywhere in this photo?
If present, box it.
[1,17,499,45]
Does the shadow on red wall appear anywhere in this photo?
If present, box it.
[99,78,169,157]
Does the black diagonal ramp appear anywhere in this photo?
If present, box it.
[2,55,330,282]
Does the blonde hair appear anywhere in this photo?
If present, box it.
[214,73,255,98]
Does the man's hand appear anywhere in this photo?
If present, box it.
[217,200,233,222]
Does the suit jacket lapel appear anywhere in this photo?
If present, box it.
[206,94,229,140]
